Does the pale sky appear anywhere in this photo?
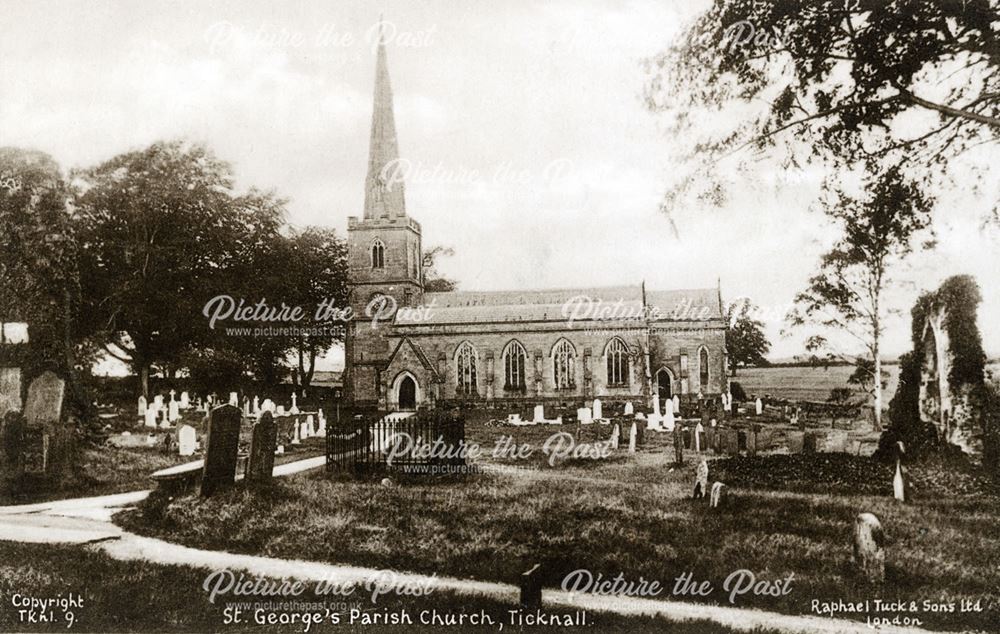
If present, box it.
[2,0,998,367]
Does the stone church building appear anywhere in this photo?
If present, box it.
[345,33,727,412]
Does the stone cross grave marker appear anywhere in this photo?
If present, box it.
[247,412,277,485]
[853,513,885,583]
[178,425,197,457]
[201,404,241,497]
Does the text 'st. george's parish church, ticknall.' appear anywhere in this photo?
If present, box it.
[345,26,727,412]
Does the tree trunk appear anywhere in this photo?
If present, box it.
[139,362,150,399]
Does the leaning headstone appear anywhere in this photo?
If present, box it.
[693,459,708,498]
[628,422,637,453]
[178,424,196,457]
[200,405,241,497]
[520,564,542,610]
[137,395,147,419]
[246,412,277,484]
[709,482,726,508]
[853,513,885,583]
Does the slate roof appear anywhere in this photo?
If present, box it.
[394,285,722,325]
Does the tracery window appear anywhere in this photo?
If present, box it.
[503,340,527,390]
[371,238,385,269]
[552,339,576,389]
[456,341,478,395]
[606,338,629,386]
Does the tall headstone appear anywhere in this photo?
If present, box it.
[664,398,675,432]
[755,398,763,416]
[693,459,708,498]
[168,399,180,423]
[229,392,238,406]
[24,371,64,429]
[672,424,684,465]
[153,394,164,411]
[853,513,885,583]
[253,396,260,415]
[592,399,602,420]
[201,404,241,497]
[145,406,158,428]
[23,372,65,474]
[694,421,704,452]
[0,368,21,420]
[533,404,545,423]
[628,422,637,453]
[178,424,197,457]
[610,423,620,449]
[247,412,277,484]
[623,401,633,416]
[180,391,190,409]
[672,394,680,415]
[137,395,147,419]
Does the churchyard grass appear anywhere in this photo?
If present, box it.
[118,421,1000,632]
[0,541,777,633]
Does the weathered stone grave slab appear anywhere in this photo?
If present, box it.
[787,431,805,454]
[0,367,23,419]
[24,371,64,430]
[201,404,241,497]
[246,412,277,485]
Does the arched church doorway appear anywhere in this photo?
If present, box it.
[398,376,417,411]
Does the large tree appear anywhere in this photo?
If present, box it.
[0,148,79,373]
[646,0,1000,216]
[73,141,244,397]
[421,246,457,293]
[725,298,771,375]
[789,163,932,428]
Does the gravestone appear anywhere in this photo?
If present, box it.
[672,394,680,415]
[24,371,64,430]
[533,404,545,423]
[178,425,197,457]
[709,482,726,508]
[22,427,47,474]
[755,398,763,416]
[262,398,275,414]
[693,459,708,498]
[746,429,757,457]
[520,564,542,610]
[290,392,300,414]
[623,401,633,416]
[246,412,277,485]
[664,398,675,432]
[2,412,25,472]
[592,399,602,420]
[168,399,180,423]
[635,418,647,445]
[0,368,22,419]
[694,422,704,452]
[705,427,716,453]
[291,421,301,445]
[577,407,592,424]
[853,513,885,583]
[628,423,637,453]
[180,391,190,409]
[229,392,238,406]
[145,406,158,428]
[137,395,147,419]
[201,404,241,497]
[610,423,619,449]
[672,424,684,465]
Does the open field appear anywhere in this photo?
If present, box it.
[0,541,770,633]
[119,423,1000,632]
[736,361,1000,404]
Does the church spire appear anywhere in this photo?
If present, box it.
[364,17,406,219]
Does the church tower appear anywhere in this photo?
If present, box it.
[345,23,423,406]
